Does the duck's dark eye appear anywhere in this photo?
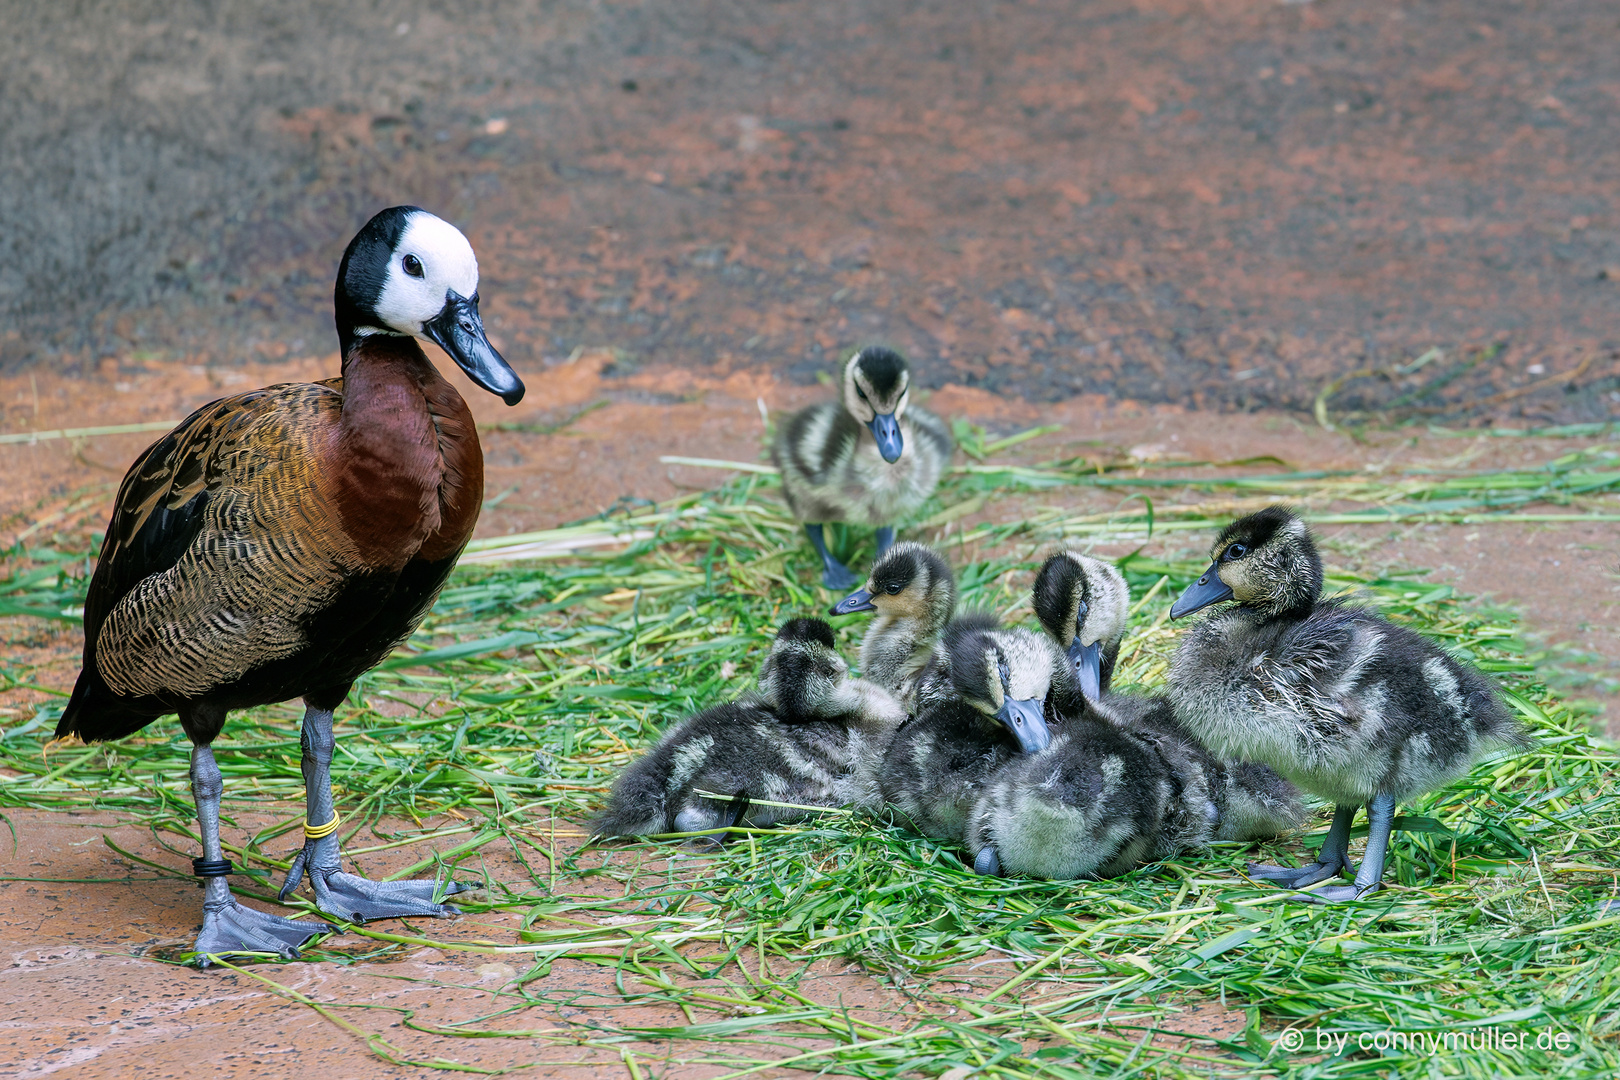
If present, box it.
[885,582,903,595]
[403,254,424,278]
[854,385,871,404]
[1224,543,1249,561]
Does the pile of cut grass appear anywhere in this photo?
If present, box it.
[1,432,1618,1077]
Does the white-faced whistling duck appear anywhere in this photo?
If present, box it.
[54,207,525,962]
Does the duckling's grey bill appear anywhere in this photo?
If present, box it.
[868,411,903,463]
[996,696,1051,753]
[1169,564,1233,619]
[423,291,525,405]
[831,588,877,615]
[1067,637,1104,702]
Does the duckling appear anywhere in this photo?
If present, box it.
[594,618,905,839]
[54,207,524,962]
[1031,548,1130,700]
[773,347,953,589]
[828,541,957,711]
[1167,506,1533,902]
[877,621,1071,842]
[1029,548,1305,846]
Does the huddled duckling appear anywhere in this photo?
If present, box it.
[1031,548,1130,700]
[877,620,1074,842]
[1029,549,1305,848]
[595,618,904,839]
[773,347,953,589]
[829,541,957,711]
[1167,506,1533,902]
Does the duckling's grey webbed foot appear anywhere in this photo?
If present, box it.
[195,881,332,965]
[874,526,895,557]
[1249,802,1356,891]
[280,834,467,923]
[1300,794,1395,905]
[805,525,859,589]
[973,846,1002,877]
[1599,899,1620,916]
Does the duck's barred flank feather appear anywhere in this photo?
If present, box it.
[91,382,359,701]
[57,337,484,746]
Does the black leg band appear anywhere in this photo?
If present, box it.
[192,858,235,878]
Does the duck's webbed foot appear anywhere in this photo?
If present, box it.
[195,891,332,966]
[1600,899,1620,917]
[1300,881,1381,904]
[874,526,896,557]
[973,846,1003,877]
[279,835,467,924]
[805,525,859,590]
[1247,857,1349,890]
[1248,801,1357,893]
[673,790,751,850]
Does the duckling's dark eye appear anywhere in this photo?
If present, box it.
[1224,543,1249,561]
[403,254,424,278]
[854,385,871,404]
[885,582,903,595]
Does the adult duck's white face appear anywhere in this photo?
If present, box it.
[337,206,525,405]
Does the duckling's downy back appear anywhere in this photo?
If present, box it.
[595,618,904,838]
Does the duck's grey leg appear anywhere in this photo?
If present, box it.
[874,526,896,557]
[191,745,331,966]
[1305,794,1396,904]
[973,846,1002,877]
[805,524,858,589]
[277,704,468,923]
[1248,802,1355,889]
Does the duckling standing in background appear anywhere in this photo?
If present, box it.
[829,541,956,711]
[1029,549,1304,849]
[1167,506,1533,902]
[594,618,905,839]
[773,347,953,589]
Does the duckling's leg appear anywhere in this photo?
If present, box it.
[1304,794,1395,904]
[973,846,1003,877]
[805,524,859,589]
[277,702,470,923]
[1248,803,1355,889]
[874,526,895,557]
[190,742,332,966]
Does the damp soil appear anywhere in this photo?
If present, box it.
[6,0,1620,422]
[5,1,1620,1074]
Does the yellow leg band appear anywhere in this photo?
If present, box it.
[304,811,342,840]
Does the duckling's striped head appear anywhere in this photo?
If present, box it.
[842,347,911,463]
[335,206,524,405]
[829,542,955,632]
[944,621,1059,753]
[1032,550,1129,702]
[1171,505,1322,620]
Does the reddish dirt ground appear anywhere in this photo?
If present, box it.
[5,0,1620,1075]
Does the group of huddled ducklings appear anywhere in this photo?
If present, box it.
[598,349,1533,901]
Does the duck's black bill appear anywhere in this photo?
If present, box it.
[867,412,904,463]
[995,696,1051,754]
[424,291,525,406]
[830,588,876,616]
[1067,637,1104,702]
[1170,563,1234,619]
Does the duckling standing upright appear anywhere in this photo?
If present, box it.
[595,618,905,838]
[54,207,525,962]
[773,347,952,589]
[829,541,956,711]
[1167,506,1533,902]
